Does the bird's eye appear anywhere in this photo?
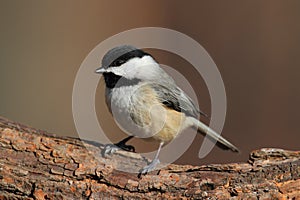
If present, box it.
[114,59,125,66]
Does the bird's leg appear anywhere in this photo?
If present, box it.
[115,135,135,152]
[139,142,164,176]
[102,136,135,157]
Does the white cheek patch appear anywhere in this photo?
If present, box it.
[106,66,126,76]
[107,55,159,80]
[120,56,159,79]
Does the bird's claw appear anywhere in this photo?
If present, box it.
[102,142,135,157]
[102,144,120,157]
[138,158,160,177]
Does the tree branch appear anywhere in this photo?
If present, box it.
[0,116,299,199]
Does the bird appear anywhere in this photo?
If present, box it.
[95,45,239,175]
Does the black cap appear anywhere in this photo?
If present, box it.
[101,45,149,69]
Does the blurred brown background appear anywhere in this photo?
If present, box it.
[0,1,300,165]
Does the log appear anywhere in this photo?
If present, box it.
[0,116,299,199]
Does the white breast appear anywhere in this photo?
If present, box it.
[106,84,147,137]
[106,85,137,111]
[106,83,166,139]
[105,83,189,142]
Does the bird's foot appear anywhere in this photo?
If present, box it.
[102,144,120,157]
[139,158,160,177]
[102,141,135,157]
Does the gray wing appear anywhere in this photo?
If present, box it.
[149,82,207,118]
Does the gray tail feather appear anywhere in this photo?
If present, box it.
[190,118,239,153]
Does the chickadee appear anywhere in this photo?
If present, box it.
[95,45,239,175]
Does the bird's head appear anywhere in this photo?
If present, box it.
[95,45,161,88]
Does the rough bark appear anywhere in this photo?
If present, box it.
[0,116,299,200]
